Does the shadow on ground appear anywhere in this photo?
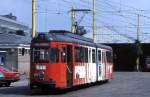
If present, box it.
[0,81,109,96]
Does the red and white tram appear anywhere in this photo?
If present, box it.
[30,30,113,89]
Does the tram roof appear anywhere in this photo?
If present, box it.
[32,30,112,50]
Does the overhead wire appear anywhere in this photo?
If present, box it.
[34,0,150,42]
[95,0,150,40]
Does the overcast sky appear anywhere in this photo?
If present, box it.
[0,0,150,42]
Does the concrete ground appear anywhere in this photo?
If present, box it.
[0,72,150,97]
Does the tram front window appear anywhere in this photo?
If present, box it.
[33,48,49,63]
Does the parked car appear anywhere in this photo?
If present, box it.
[0,66,20,87]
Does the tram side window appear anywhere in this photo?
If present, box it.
[75,47,87,62]
[50,48,59,63]
[85,48,88,63]
[75,47,83,62]
[98,50,101,62]
[92,49,96,63]
[81,47,86,62]
[89,49,91,63]
[106,51,113,63]
[61,47,66,63]
[75,47,79,62]
[102,52,105,63]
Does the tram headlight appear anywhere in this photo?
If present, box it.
[35,65,46,70]
[35,65,40,70]
[42,65,46,70]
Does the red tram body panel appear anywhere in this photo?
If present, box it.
[30,30,113,89]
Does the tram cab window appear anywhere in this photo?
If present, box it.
[61,47,66,63]
[92,49,96,63]
[50,48,59,63]
[33,48,49,62]
[98,50,101,62]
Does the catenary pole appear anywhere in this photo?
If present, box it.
[136,14,140,71]
[71,7,75,33]
[32,0,36,38]
[93,0,96,43]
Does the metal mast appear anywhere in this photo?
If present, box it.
[93,0,96,43]
[137,14,140,42]
[136,14,140,71]
[71,7,75,33]
[32,0,36,38]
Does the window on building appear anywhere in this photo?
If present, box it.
[18,48,22,55]
[61,47,66,63]
[0,57,5,65]
[18,48,29,56]
[92,49,96,63]
[25,49,28,55]
[28,49,30,55]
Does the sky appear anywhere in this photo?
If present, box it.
[0,0,150,43]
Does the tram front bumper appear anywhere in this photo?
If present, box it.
[30,80,56,89]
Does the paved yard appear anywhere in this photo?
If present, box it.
[0,72,150,97]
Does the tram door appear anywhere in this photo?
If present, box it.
[66,45,73,87]
[102,51,106,80]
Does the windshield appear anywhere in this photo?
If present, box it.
[0,66,10,72]
[32,48,49,63]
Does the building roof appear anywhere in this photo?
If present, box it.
[0,33,31,45]
[0,15,28,28]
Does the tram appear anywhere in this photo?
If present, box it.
[30,30,113,89]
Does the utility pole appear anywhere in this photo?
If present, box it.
[32,0,36,38]
[136,14,140,71]
[71,7,75,33]
[137,14,140,42]
[93,0,96,43]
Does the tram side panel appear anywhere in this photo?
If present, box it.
[105,50,113,80]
